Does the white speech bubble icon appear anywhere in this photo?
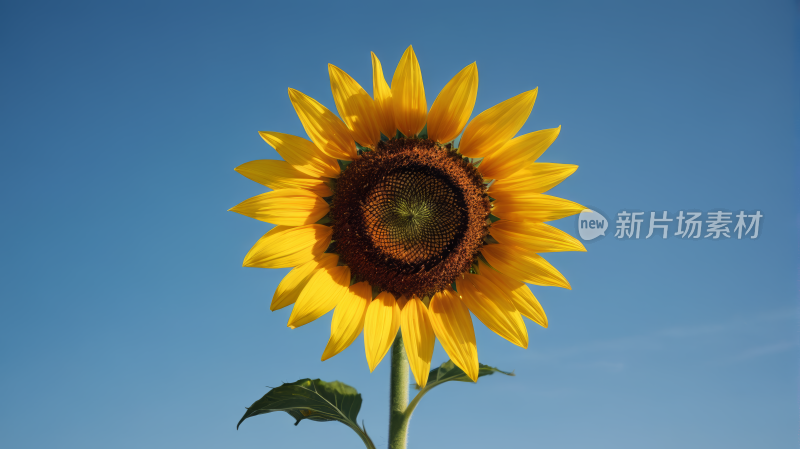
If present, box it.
[578,209,607,240]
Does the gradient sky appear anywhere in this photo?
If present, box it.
[1,1,797,448]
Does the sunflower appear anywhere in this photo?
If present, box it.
[231,46,585,388]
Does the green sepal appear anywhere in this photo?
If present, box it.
[315,214,332,225]
[488,214,501,223]
[451,281,458,292]
[371,284,382,299]
[416,124,428,139]
[238,379,375,449]
[476,252,494,270]
[324,240,338,254]
[355,142,371,154]
[483,234,500,245]
[470,157,483,167]
[380,132,391,142]
[325,178,338,193]
[413,360,514,391]
[338,159,352,172]
[421,295,431,307]
[395,130,404,139]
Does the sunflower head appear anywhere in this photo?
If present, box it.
[331,137,490,298]
[232,46,585,387]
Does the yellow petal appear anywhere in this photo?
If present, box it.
[456,275,528,348]
[478,260,547,328]
[259,131,340,179]
[235,160,332,197]
[321,281,372,361]
[288,261,351,329]
[458,89,538,158]
[229,189,329,226]
[391,46,427,137]
[243,224,332,269]
[482,243,571,289]
[479,127,562,179]
[288,88,357,160]
[364,291,401,371]
[490,163,577,196]
[427,62,478,144]
[371,52,395,138]
[400,297,435,387]
[271,254,339,311]
[428,288,479,381]
[329,64,380,148]
[492,193,585,222]
[489,220,585,253]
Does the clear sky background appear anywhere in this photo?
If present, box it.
[1,1,797,448]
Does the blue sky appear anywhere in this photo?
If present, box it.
[1,1,796,448]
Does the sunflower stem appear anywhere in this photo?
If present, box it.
[388,333,409,449]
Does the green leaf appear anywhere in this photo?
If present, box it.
[414,360,514,391]
[238,379,375,448]
[400,359,514,425]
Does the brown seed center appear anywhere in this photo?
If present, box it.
[330,138,490,298]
